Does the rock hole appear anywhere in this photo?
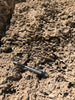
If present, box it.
[2,85,16,94]
[68,82,74,88]
[62,66,67,69]
[26,75,33,80]
[17,53,23,58]
[63,93,68,97]
[3,47,12,53]
[70,22,75,28]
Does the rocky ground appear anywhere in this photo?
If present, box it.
[0,0,75,100]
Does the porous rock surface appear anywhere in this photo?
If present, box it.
[0,0,26,34]
[0,0,75,100]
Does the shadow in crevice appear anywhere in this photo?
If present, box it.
[0,40,3,46]
[2,84,16,94]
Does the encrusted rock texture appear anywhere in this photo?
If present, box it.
[0,0,25,34]
[0,0,75,100]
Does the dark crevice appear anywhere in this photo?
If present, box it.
[2,84,16,94]
[24,54,31,66]
[68,82,74,88]
[3,47,12,53]
[0,40,3,46]
[16,53,23,58]
[63,93,68,97]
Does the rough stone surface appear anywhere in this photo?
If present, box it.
[0,0,75,100]
[0,0,26,35]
